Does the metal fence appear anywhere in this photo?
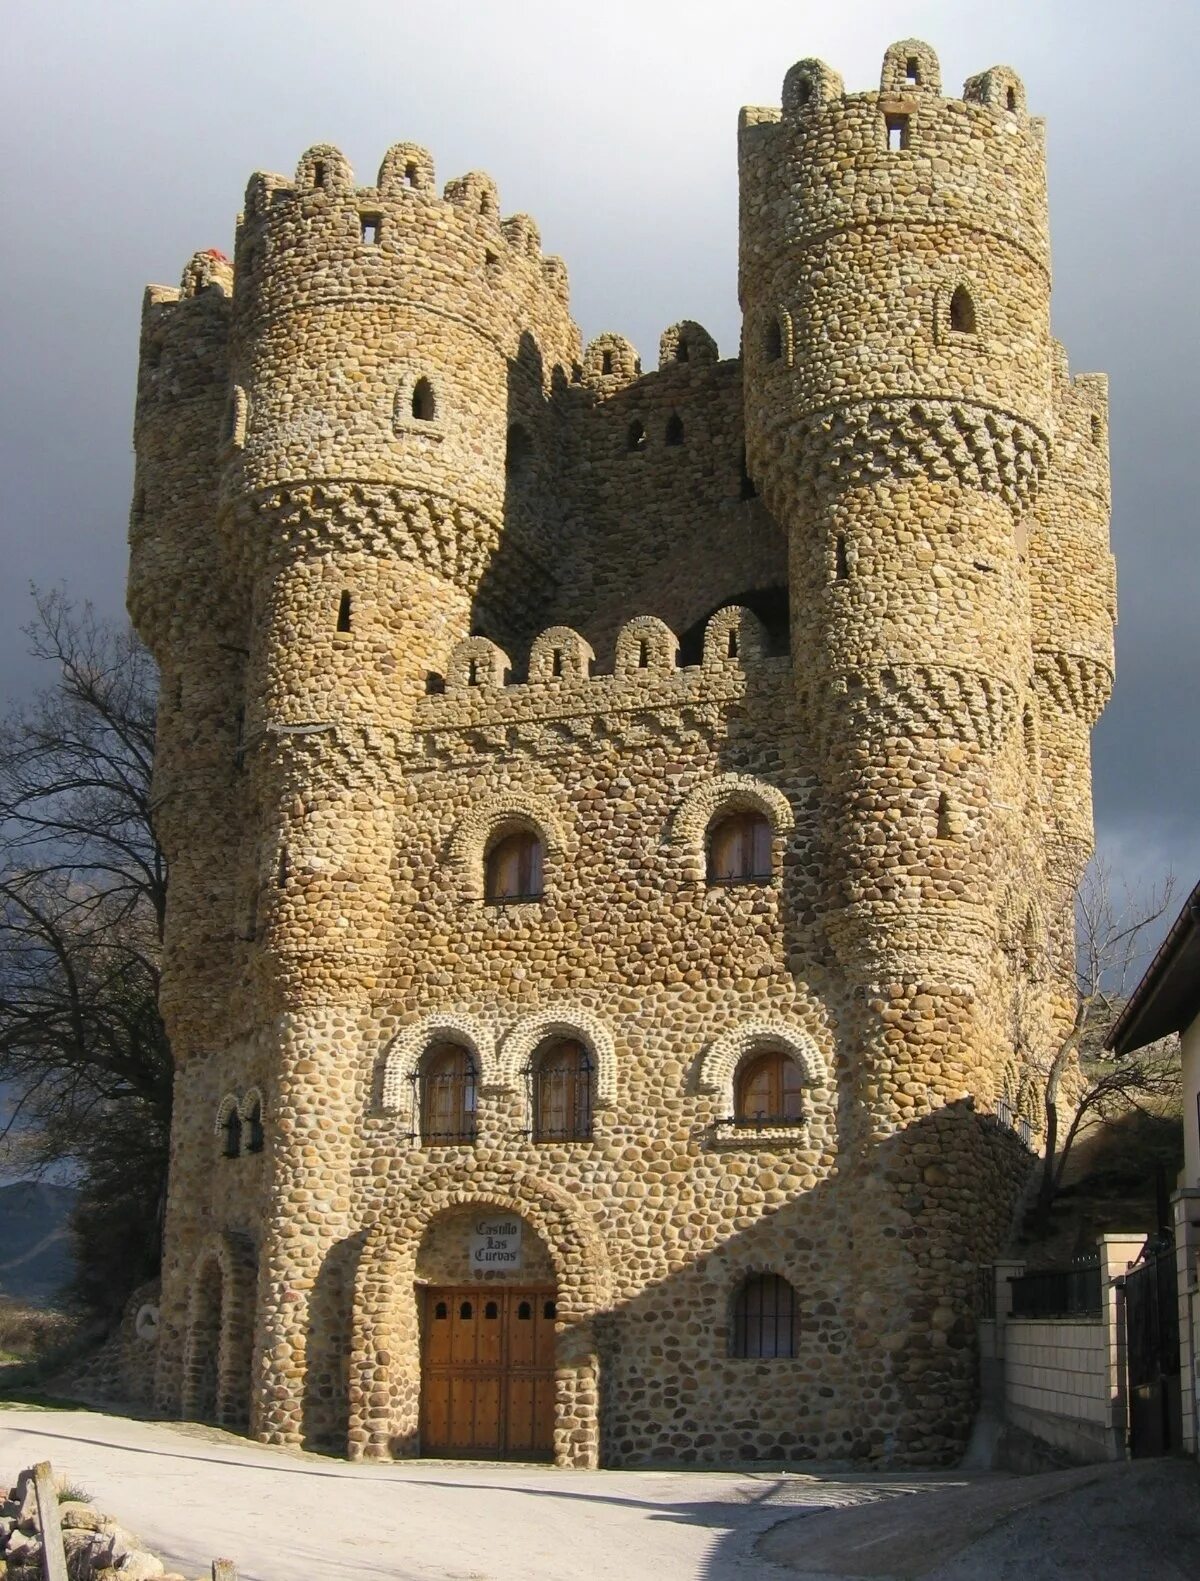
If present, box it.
[1008,1256,1102,1319]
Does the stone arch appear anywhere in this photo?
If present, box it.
[880,38,941,96]
[697,1019,829,1107]
[447,790,569,903]
[702,605,768,669]
[214,1092,240,1135]
[936,279,985,345]
[444,635,510,692]
[668,773,794,884]
[497,1006,618,1108]
[377,142,435,195]
[294,143,353,193]
[348,1167,610,1466]
[238,1086,263,1122]
[781,57,844,113]
[614,615,678,677]
[658,320,718,368]
[181,1231,258,1428]
[378,1012,497,1114]
[527,626,594,684]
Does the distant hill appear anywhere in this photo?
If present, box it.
[0,1180,78,1306]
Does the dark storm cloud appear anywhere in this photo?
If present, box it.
[2,0,1196,898]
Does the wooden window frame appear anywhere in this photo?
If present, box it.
[532,1038,593,1143]
[419,1042,478,1145]
[484,827,545,905]
[733,1050,806,1127]
[706,808,773,886]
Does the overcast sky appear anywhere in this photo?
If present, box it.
[2,0,1197,910]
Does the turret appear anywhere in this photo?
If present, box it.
[1029,351,1115,900]
[129,250,247,1055]
[739,42,1061,1128]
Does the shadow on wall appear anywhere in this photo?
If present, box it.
[257,1102,1033,1462]
[470,330,790,675]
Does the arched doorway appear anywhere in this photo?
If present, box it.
[349,1173,609,1466]
[186,1259,223,1422]
[181,1232,258,1429]
[417,1207,558,1458]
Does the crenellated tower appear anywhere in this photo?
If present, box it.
[131,141,582,1441]
[738,41,1113,1457]
[740,42,1064,1130]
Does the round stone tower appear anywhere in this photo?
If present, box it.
[739,42,1079,1459]
[134,139,581,1444]
[740,40,1055,1129]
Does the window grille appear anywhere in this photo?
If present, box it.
[531,1040,593,1142]
[732,1274,797,1358]
[419,1043,478,1144]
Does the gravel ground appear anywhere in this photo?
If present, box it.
[1,1407,1196,1580]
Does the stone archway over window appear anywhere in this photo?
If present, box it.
[181,1231,258,1428]
[496,1007,618,1109]
[378,1012,497,1115]
[348,1167,610,1467]
[447,791,569,903]
[697,1019,829,1115]
[668,774,794,884]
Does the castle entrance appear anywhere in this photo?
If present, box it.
[420,1285,557,1458]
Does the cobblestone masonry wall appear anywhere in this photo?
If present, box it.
[127,40,1114,1467]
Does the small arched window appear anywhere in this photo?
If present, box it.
[245,1101,264,1154]
[732,1273,797,1358]
[627,420,646,453]
[734,1051,805,1126]
[506,423,532,476]
[222,1108,242,1159]
[411,378,437,421]
[707,809,772,885]
[675,338,690,363]
[336,590,352,632]
[665,413,684,447]
[765,318,783,362]
[533,1038,593,1142]
[485,827,544,903]
[949,286,976,335]
[1006,86,1017,111]
[420,1041,477,1144]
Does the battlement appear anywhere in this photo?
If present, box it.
[413,606,786,740]
[230,141,575,351]
[740,40,1049,279]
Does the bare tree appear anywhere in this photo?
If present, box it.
[0,589,169,1319]
[1034,858,1177,1219]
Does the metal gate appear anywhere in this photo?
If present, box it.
[1123,1243,1181,1457]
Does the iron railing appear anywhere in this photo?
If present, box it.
[1009,1256,1102,1319]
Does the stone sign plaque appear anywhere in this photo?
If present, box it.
[469,1215,522,1274]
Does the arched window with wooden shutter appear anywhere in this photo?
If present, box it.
[706,808,773,884]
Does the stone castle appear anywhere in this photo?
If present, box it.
[127,39,1115,1467]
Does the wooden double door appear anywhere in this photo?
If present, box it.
[421,1285,557,1458]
